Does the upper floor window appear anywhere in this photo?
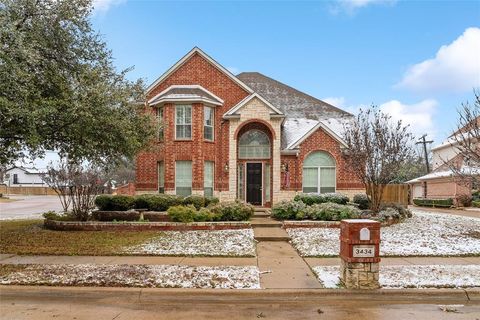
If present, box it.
[156,107,164,141]
[204,106,214,141]
[175,105,192,140]
[238,129,271,159]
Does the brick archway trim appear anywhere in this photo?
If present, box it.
[234,119,277,140]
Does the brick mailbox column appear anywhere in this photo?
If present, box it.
[339,219,381,289]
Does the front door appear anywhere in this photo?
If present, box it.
[246,163,262,205]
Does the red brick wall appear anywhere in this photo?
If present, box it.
[280,126,363,191]
[136,52,250,192]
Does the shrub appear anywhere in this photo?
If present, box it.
[94,195,112,211]
[194,207,219,222]
[413,198,453,208]
[146,195,183,211]
[94,195,135,211]
[167,205,197,223]
[272,200,307,220]
[353,193,370,210]
[303,202,360,221]
[294,193,349,205]
[182,195,206,210]
[205,196,220,207]
[472,190,480,201]
[455,194,472,207]
[322,193,349,205]
[92,210,139,221]
[42,211,76,221]
[134,194,155,209]
[377,204,412,222]
[473,200,480,208]
[210,201,254,221]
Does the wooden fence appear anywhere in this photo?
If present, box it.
[381,184,409,206]
[0,185,57,196]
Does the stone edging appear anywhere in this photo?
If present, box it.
[283,219,398,228]
[44,219,251,231]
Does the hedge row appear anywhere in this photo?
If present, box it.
[94,194,219,212]
[167,201,254,223]
[412,198,453,208]
[294,193,349,205]
[272,200,360,221]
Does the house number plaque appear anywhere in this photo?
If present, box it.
[352,245,375,258]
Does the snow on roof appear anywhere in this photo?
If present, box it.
[6,166,46,174]
[282,118,319,150]
[319,117,350,140]
[406,166,480,183]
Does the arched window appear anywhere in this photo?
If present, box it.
[238,130,271,159]
[302,151,336,194]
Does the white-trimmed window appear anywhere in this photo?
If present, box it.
[237,164,245,201]
[204,107,214,141]
[156,107,164,141]
[175,161,192,196]
[302,151,336,194]
[158,161,165,193]
[204,161,214,197]
[175,105,192,139]
[265,163,271,202]
[238,130,271,159]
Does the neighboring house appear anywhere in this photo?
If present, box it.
[135,47,363,206]
[4,167,47,187]
[407,122,479,202]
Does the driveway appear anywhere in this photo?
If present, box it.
[0,195,63,220]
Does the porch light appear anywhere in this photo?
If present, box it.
[224,163,229,173]
[281,162,289,173]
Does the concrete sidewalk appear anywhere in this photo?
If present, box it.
[410,205,480,218]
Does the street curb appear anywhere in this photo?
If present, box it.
[1,285,478,302]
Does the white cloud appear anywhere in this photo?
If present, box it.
[92,0,125,13]
[397,27,480,93]
[323,96,346,108]
[379,99,438,139]
[331,0,397,14]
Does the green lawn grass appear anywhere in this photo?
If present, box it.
[0,220,159,256]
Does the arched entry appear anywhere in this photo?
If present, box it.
[236,122,273,206]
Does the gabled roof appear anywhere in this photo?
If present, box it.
[236,72,351,120]
[148,85,224,107]
[223,93,285,118]
[406,166,480,183]
[282,117,349,150]
[6,166,46,174]
[146,47,254,95]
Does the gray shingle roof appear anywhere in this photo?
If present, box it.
[149,86,223,106]
[236,72,351,120]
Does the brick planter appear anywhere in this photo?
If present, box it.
[283,219,400,229]
[44,219,251,231]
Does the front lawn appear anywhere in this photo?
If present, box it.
[0,220,159,256]
[288,210,480,257]
[0,264,260,289]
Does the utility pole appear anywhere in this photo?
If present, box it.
[415,134,434,173]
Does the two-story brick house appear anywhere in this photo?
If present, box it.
[135,47,363,206]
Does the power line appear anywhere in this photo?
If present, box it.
[415,134,434,173]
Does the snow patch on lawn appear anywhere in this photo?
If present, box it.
[287,210,480,256]
[0,264,260,289]
[313,265,480,289]
[123,229,256,257]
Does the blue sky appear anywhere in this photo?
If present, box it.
[21,0,480,168]
[90,0,479,145]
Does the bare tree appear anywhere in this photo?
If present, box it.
[447,91,480,188]
[42,159,105,221]
[342,107,415,212]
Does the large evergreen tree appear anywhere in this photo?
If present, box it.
[0,0,155,165]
